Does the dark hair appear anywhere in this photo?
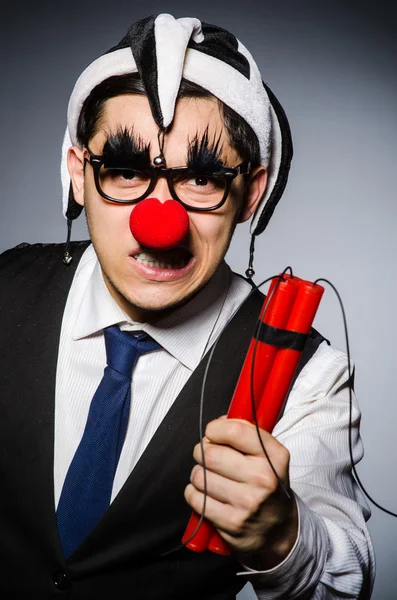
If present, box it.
[76,73,260,167]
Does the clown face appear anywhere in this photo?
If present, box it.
[68,93,266,321]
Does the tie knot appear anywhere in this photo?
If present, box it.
[104,326,161,378]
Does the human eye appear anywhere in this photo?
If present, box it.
[98,166,151,200]
[184,174,223,193]
[103,167,150,187]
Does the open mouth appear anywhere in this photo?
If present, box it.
[133,248,192,270]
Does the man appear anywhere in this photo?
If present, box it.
[0,13,374,599]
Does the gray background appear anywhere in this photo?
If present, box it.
[1,1,396,598]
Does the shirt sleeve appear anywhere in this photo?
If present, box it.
[237,343,375,599]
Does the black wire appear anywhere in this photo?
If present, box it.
[161,277,232,556]
[314,278,397,518]
[161,349,215,557]
[63,218,73,265]
[245,234,256,278]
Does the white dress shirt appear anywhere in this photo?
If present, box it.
[54,244,375,599]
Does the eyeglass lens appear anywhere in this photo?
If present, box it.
[97,166,227,208]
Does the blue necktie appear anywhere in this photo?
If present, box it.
[56,326,161,558]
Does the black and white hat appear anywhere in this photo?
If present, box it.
[61,13,293,236]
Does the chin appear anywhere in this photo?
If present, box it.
[106,274,204,321]
[98,244,220,320]
[125,286,202,315]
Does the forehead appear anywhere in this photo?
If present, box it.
[93,93,238,161]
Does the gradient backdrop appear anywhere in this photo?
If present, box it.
[1,1,396,598]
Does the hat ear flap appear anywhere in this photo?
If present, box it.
[66,184,84,220]
[251,82,293,236]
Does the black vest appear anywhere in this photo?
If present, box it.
[0,242,325,599]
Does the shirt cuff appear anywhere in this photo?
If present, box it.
[237,494,329,599]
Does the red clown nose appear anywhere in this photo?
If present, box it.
[129,198,189,249]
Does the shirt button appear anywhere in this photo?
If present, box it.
[53,570,71,591]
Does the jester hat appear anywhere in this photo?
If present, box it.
[61,13,293,237]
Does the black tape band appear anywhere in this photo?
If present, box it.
[254,322,308,351]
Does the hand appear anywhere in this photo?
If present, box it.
[184,417,298,569]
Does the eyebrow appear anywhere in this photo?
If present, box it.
[187,128,225,172]
[101,127,152,170]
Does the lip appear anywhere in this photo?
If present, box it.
[128,249,196,282]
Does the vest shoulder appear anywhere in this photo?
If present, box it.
[0,241,91,274]
[0,241,91,312]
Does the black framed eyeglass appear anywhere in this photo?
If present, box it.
[84,147,251,212]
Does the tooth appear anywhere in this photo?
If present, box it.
[135,251,189,269]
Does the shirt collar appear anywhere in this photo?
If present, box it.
[73,252,234,371]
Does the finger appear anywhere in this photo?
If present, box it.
[194,419,291,488]
[190,464,239,504]
[193,439,251,483]
[184,483,245,536]
[193,441,285,489]
[190,464,270,511]
[205,418,288,460]
[184,483,269,554]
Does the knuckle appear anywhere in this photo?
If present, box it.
[224,419,246,445]
[227,420,246,441]
[191,466,203,488]
[193,440,211,465]
[266,475,281,495]
[203,444,218,468]
[227,510,245,534]
[184,483,194,502]
[185,485,203,513]
[193,443,202,461]
[279,445,291,466]
[251,467,273,490]
[205,420,217,438]
[240,488,264,515]
[250,453,288,490]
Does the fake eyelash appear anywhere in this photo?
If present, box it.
[101,126,225,172]
[187,128,225,173]
[102,127,152,170]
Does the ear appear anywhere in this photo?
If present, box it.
[238,166,268,223]
[67,146,86,207]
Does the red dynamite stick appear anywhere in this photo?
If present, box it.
[228,277,301,421]
[255,281,324,432]
[182,276,301,552]
[207,280,324,555]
